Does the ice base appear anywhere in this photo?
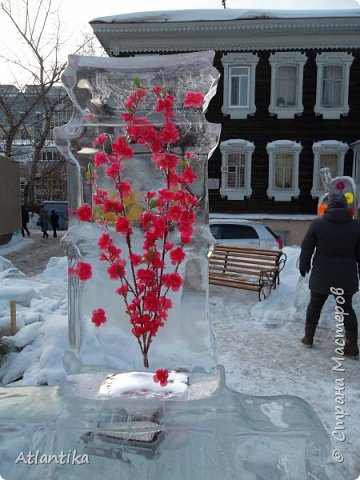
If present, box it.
[0,367,330,480]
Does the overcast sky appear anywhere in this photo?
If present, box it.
[0,0,359,84]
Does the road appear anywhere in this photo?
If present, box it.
[3,231,67,276]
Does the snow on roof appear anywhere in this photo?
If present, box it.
[91,8,360,24]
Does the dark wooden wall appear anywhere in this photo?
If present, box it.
[206,49,360,215]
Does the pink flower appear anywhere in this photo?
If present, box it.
[92,308,107,327]
[158,122,179,144]
[183,91,204,108]
[69,261,93,281]
[104,199,123,214]
[94,151,108,167]
[92,133,107,147]
[153,369,169,387]
[112,136,133,159]
[116,284,129,296]
[162,272,183,292]
[92,189,108,205]
[170,247,186,265]
[107,259,126,280]
[77,203,92,222]
[335,180,346,191]
[115,216,133,235]
[181,166,197,185]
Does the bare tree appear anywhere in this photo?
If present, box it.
[0,0,101,207]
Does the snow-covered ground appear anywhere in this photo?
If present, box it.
[0,236,359,479]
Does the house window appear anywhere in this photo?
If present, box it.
[314,53,354,119]
[221,53,259,119]
[311,140,348,198]
[269,52,307,119]
[266,140,302,201]
[229,67,249,108]
[220,139,254,200]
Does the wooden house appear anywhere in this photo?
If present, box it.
[91,9,360,244]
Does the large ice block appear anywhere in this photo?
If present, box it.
[0,367,330,480]
[54,51,221,374]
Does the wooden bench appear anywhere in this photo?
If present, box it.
[208,244,287,301]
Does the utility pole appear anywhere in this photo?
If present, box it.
[222,0,227,8]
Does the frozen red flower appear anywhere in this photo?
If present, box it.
[129,253,142,266]
[153,86,164,95]
[170,247,186,265]
[183,91,204,108]
[137,268,156,286]
[94,151,108,167]
[158,122,179,144]
[92,308,107,327]
[98,232,112,249]
[181,166,197,185]
[92,189,108,205]
[115,216,133,235]
[112,136,133,159]
[104,199,123,214]
[153,369,169,387]
[69,261,93,281]
[162,272,183,292]
[92,133,108,147]
[155,152,179,170]
[119,181,131,198]
[116,284,129,296]
[77,203,92,222]
[107,259,126,280]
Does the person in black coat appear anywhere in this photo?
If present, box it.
[50,210,59,238]
[21,206,30,237]
[299,192,360,358]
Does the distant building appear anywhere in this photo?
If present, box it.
[91,8,360,245]
[0,84,71,206]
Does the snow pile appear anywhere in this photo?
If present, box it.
[0,246,359,478]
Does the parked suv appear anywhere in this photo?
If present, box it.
[209,219,283,250]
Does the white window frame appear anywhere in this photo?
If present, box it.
[269,52,307,119]
[311,140,348,198]
[221,53,259,119]
[266,140,302,201]
[314,52,354,119]
[220,139,254,200]
[352,141,360,196]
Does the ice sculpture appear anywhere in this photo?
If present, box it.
[318,167,357,217]
[0,51,331,480]
[54,51,220,374]
[0,366,331,480]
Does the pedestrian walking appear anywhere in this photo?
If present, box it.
[50,210,59,238]
[39,208,49,239]
[299,192,360,359]
[21,206,30,237]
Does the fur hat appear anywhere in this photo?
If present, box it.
[328,192,348,209]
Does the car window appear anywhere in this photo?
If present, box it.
[209,225,222,239]
[265,226,279,239]
[220,224,259,239]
